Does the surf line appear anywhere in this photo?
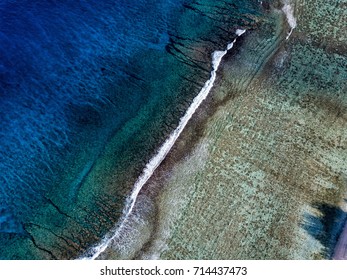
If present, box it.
[80,29,246,260]
[281,0,297,40]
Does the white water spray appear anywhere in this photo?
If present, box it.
[282,1,297,40]
[80,29,246,260]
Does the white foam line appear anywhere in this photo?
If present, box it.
[79,29,246,260]
[281,1,297,40]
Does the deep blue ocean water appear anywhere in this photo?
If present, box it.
[0,0,262,259]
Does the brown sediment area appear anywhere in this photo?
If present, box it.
[99,0,347,260]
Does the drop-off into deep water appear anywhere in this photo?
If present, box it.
[1,0,346,260]
[123,0,347,260]
[88,0,347,260]
[0,0,262,259]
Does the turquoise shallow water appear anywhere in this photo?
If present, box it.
[0,0,262,259]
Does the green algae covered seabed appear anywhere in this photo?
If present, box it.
[99,0,347,260]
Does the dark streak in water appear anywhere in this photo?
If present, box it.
[302,203,347,259]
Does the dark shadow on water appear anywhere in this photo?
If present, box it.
[301,203,347,259]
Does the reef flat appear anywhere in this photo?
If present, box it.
[98,0,347,259]
[1,0,346,260]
